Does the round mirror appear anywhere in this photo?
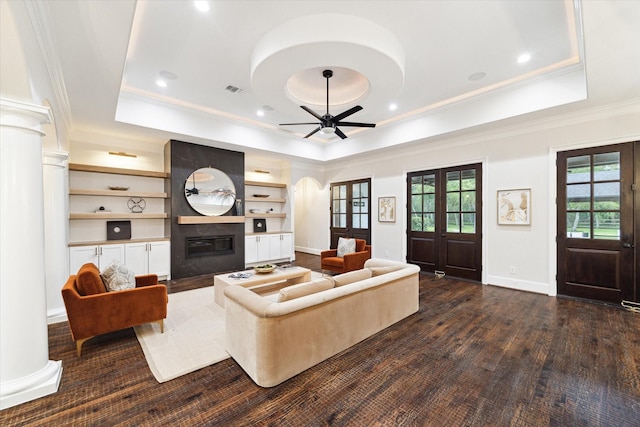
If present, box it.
[184,167,236,216]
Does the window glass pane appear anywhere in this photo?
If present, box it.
[462,213,476,233]
[423,213,435,232]
[339,185,347,198]
[411,213,422,231]
[332,200,341,212]
[567,155,591,183]
[461,169,476,190]
[339,200,346,213]
[447,193,460,212]
[594,152,620,182]
[353,200,361,213]
[411,195,422,213]
[447,213,460,233]
[424,175,436,193]
[567,212,591,238]
[593,212,620,240]
[411,176,423,194]
[446,171,460,191]
[361,214,369,229]
[461,191,475,212]
[594,183,620,210]
[361,198,369,213]
[352,214,360,228]
[567,184,591,210]
[332,186,340,198]
[423,194,435,213]
[361,181,368,195]
[352,183,361,198]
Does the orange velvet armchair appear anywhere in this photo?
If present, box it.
[320,238,372,274]
[61,263,168,356]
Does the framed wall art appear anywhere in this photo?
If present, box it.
[378,196,396,222]
[497,189,531,225]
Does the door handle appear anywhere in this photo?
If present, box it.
[622,242,632,248]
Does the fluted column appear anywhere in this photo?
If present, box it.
[0,98,62,410]
[42,150,69,323]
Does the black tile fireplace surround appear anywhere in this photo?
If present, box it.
[166,140,245,279]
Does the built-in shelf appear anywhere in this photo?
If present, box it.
[245,197,286,203]
[70,213,168,219]
[69,189,168,198]
[70,163,169,178]
[68,237,170,247]
[245,180,286,188]
[244,213,286,218]
[177,216,245,224]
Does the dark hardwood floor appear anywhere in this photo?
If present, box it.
[2,253,639,426]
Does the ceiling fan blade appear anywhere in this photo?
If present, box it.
[335,127,348,139]
[304,126,322,138]
[301,106,323,121]
[331,105,363,122]
[336,121,376,128]
[279,122,321,126]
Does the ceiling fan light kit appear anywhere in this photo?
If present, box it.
[279,69,377,139]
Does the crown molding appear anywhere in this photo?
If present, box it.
[24,0,73,136]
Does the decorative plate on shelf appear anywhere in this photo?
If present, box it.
[253,194,270,198]
[254,264,276,274]
[108,186,129,191]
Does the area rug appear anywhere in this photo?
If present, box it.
[134,286,228,383]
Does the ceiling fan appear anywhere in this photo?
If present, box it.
[279,69,376,139]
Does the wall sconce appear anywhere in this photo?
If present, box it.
[109,151,137,158]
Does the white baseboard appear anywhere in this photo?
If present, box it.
[294,246,321,256]
[47,308,67,325]
[486,275,552,296]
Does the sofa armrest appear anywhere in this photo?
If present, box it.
[342,249,371,271]
[135,274,159,287]
[320,249,338,258]
[224,285,272,316]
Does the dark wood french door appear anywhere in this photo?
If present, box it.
[557,142,637,304]
[329,178,371,248]
[407,163,482,281]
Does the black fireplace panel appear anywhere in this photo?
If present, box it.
[186,236,234,258]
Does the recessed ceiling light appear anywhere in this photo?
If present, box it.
[468,72,487,81]
[156,79,167,88]
[194,1,210,12]
[256,110,265,117]
[517,53,531,64]
[389,103,398,111]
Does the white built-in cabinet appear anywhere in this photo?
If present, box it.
[69,240,170,279]
[245,232,293,266]
[124,241,171,278]
[68,163,171,279]
[244,180,293,266]
[69,244,125,273]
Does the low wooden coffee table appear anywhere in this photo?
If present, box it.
[214,266,312,307]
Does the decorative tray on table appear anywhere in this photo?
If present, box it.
[254,264,276,274]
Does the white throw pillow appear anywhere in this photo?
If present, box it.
[102,259,135,291]
[336,237,356,258]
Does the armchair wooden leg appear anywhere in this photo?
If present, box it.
[76,337,92,356]
[156,319,164,333]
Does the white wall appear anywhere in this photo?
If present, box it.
[323,101,640,295]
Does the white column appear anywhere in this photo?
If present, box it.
[42,150,69,323]
[0,98,62,410]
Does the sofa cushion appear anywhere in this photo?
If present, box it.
[76,263,106,296]
[337,237,356,257]
[277,278,335,302]
[333,268,373,287]
[369,265,403,276]
[102,259,136,292]
[355,239,366,252]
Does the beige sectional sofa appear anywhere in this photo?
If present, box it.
[224,258,420,387]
